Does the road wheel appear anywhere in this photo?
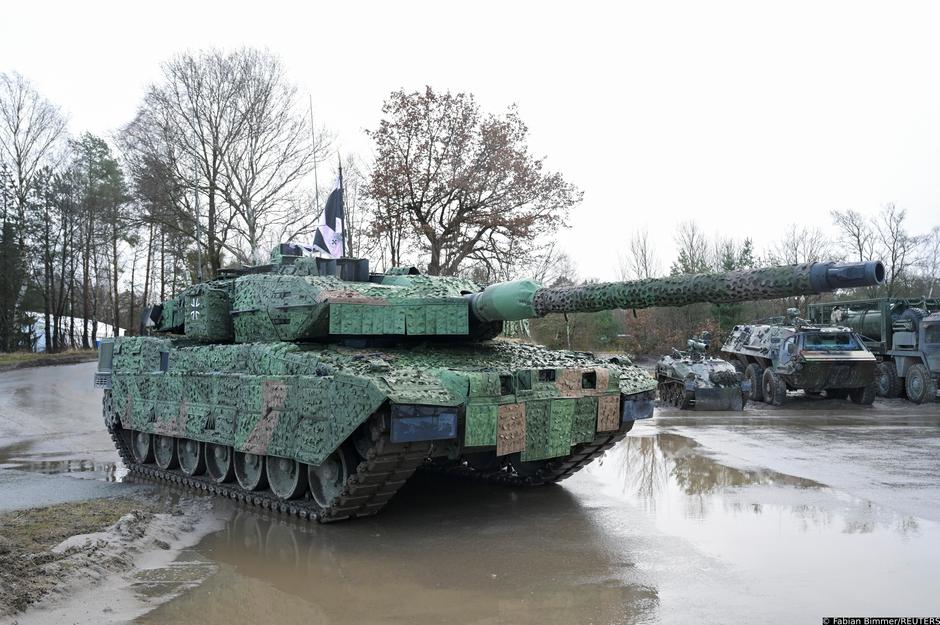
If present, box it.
[131,431,154,464]
[746,364,765,402]
[875,362,902,398]
[762,369,786,406]
[849,382,877,405]
[234,452,268,491]
[267,456,308,500]
[309,446,356,509]
[154,435,179,470]
[905,364,938,404]
[206,444,234,483]
[178,439,206,476]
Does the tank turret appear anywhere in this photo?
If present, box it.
[147,255,885,344]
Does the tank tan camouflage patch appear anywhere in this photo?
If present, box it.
[554,368,581,397]
[597,395,620,431]
[496,402,526,456]
[244,380,288,455]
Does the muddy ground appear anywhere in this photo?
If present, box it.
[1,361,940,624]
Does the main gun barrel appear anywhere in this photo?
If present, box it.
[470,261,885,322]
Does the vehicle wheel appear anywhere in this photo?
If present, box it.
[131,431,154,464]
[746,364,765,402]
[762,369,786,406]
[206,444,235,483]
[875,362,902,398]
[679,389,694,410]
[905,364,938,404]
[826,389,849,399]
[849,382,877,405]
[154,435,179,470]
[266,456,308,500]
[234,452,268,491]
[178,439,206,476]
[309,446,356,508]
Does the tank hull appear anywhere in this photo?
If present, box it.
[99,336,655,521]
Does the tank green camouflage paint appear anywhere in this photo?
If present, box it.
[97,250,884,522]
[108,339,649,466]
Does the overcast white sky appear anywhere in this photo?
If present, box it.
[2,0,938,280]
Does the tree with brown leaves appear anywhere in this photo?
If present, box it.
[366,87,581,276]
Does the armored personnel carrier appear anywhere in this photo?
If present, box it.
[656,332,750,410]
[94,251,883,521]
[721,306,882,406]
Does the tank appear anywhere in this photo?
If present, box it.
[655,332,750,410]
[94,250,884,522]
[721,305,883,407]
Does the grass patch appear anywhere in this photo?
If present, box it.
[0,349,98,370]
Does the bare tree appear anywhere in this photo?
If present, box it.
[873,204,921,297]
[670,221,710,275]
[366,87,580,276]
[830,209,876,262]
[919,226,940,297]
[0,72,67,350]
[0,72,68,221]
[136,49,249,274]
[767,224,832,265]
[221,50,329,262]
[619,227,661,280]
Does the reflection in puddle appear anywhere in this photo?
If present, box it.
[138,474,660,625]
[0,457,125,481]
[578,431,940,620]
[618,433,821,500]
[598,432,922,536]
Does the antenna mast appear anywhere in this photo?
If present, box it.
[309,95,320,215]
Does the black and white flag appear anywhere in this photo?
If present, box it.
[311,175,344,258]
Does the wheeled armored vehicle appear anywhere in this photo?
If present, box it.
[95,251,883,521]
[655,332,750,410]
[721,304,883,406]
[808,298,939,403]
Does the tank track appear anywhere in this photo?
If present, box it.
[106,396,430,523]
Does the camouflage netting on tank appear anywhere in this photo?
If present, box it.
[708,369,741,387]
[229,273,473,341]
[109,337,655,466]
[531,264,817,315]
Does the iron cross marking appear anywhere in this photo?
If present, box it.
[190,297,201,321]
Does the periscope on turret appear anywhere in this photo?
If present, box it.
[95,249,884,522]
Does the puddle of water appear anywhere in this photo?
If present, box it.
[585,432,940,620]
[136,474,661,625]
[0,457,125,481]
[0,440,126,482]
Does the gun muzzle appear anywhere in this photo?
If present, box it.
[809,261,885,292]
